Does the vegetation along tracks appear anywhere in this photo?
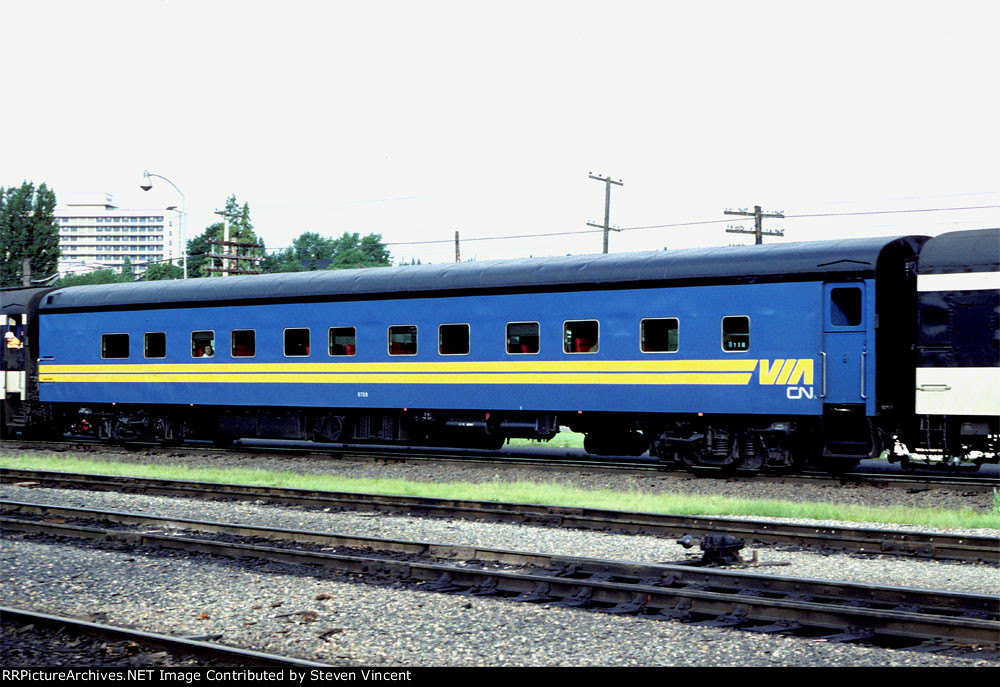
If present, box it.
[4,438,997,492]
[2,501,998,654]
[2,467,998,563]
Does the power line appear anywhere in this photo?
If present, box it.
[382,217,739,248]
[619,204,1000,232]
[285,204,1000,249]
[783,204,1000,219]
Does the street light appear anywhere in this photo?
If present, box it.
[141,170,187,279]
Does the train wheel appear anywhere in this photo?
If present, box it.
[583,432,616,456]
[480,434,506,450]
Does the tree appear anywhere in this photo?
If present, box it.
[54,269,129,287]
[292,232,338,261]
[327,232,391,270]
[120,256,134,281]
[143,262,185,281]
[261,232,334,273]
[0,181,60,287]
[186,195,265,277]
[261,248,305,274]
[262,231,391,273]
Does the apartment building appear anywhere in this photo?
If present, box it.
[54,193,182,276]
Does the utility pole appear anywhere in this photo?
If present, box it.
[205,209,264,276]
[455,230,461,263]
[587,173,623,253]
[724,205,785,244]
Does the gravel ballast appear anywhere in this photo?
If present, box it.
[1,445,998,667]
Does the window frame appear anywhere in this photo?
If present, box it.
[438,323,470,356]
[388,324,418,356]
[506,321,540,355]
[101,333,129,360]
[639,317,679,353]
[829,286,864,328]
[231,329,256,358]
[283,327,311,358]
[191,330,216,358]
[143,332,166,359]
[563,319,600,354]
[721,315,751,353]
[328,326,357,357]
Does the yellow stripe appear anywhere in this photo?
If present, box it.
[40,359,759,374]
[40,372,755,385]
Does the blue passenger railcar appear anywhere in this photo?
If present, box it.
[25,234,925,469]
[40,282,835,415]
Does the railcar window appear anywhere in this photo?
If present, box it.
[506,322,539,354]
[191,331,215,358]
[389,325,417,356]
[641,318,679,352]
[439,324,470,355]
[232,330,256,357]
[144,332,166,359]
[721,316,750,352]
[284,328,310,357]
[329,327,357,356]
[102,333,129,359]
[564,320,599,354]
[830,287,863,326]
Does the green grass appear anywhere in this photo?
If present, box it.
[509,432,586,449]
[2,453,998,531]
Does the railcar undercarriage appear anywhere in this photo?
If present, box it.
[647,422,803,470]
[4,401,994,474]
[885,416,999,470]
[43,404,561,452]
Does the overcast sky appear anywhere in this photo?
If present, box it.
[2,0,997,265]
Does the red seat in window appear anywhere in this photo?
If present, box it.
[344,344,356,355]
[573,337,592,352]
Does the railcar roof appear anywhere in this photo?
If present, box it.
[1,287,55,315]
[40,234,926,312]
[917,228,999,275]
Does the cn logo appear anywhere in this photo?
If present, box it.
[786,386,815,400]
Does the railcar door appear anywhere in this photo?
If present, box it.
[821,282,868,406]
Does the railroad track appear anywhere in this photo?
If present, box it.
[3,501,998,654]
[3,438,997,492]
[3,468,997,563]
[0,606,330,667]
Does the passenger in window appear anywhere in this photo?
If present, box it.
[202,344,214,358]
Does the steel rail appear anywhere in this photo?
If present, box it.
[2,505,997,649]
[3,468,997,563]
[0,606,331,667]
[4,499,997,616]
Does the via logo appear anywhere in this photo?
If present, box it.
[759,359,815,400]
